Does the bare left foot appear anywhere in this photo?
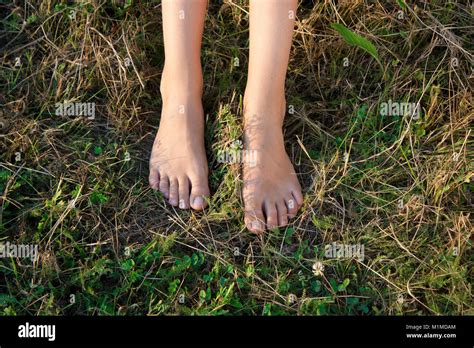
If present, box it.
[242,92,303,233]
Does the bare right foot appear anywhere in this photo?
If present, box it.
[148,68,210,210]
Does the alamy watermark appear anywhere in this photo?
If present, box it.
[55,102,95,119]
[380,99,421,120]
[18,322,55,341]
[0,241,38,261]
[217,140,257,167]
[324,242,365,262]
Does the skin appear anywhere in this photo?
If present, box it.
[242,0,303,233]
[149,0,303,232]
[149,0,209,210]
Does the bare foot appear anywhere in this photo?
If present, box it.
[242,93,303,233]
[149,69,210,210]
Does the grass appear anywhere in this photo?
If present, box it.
[0,0,472,315]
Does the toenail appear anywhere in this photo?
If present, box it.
[288,199,294,209]
[179,199,186,209]
[193,196,204,207]
[251,220,262,230]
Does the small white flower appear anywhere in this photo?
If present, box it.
[230,140,243,150]
[312,261,324,276]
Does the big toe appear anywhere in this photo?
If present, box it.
[189,176,210,211]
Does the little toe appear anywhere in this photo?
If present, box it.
[286,195,299,218]
[292,190,304,208]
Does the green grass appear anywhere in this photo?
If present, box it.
[0,0,472,315]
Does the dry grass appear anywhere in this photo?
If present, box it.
[0,0,472,315]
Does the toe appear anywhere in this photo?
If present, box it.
[169,178,179,206]
[178,177,191,209]
[264,201,279,230]
[189,176,210,211]
[244,203,265,234]
[159,175,170,199]
[286,195,299,218]
[277,201,289,227]
[149,166,160,190]
[292,189,304,207]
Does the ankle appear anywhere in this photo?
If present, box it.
[160,63,204,100]
[243,85,286,110]
[243,93,286,131]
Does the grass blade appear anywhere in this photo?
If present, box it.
[330,23,381,65]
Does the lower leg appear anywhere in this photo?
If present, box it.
[243,0,303,233]
[149,0,210,210]
[244,0,296,115]
[160,0,206,95]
